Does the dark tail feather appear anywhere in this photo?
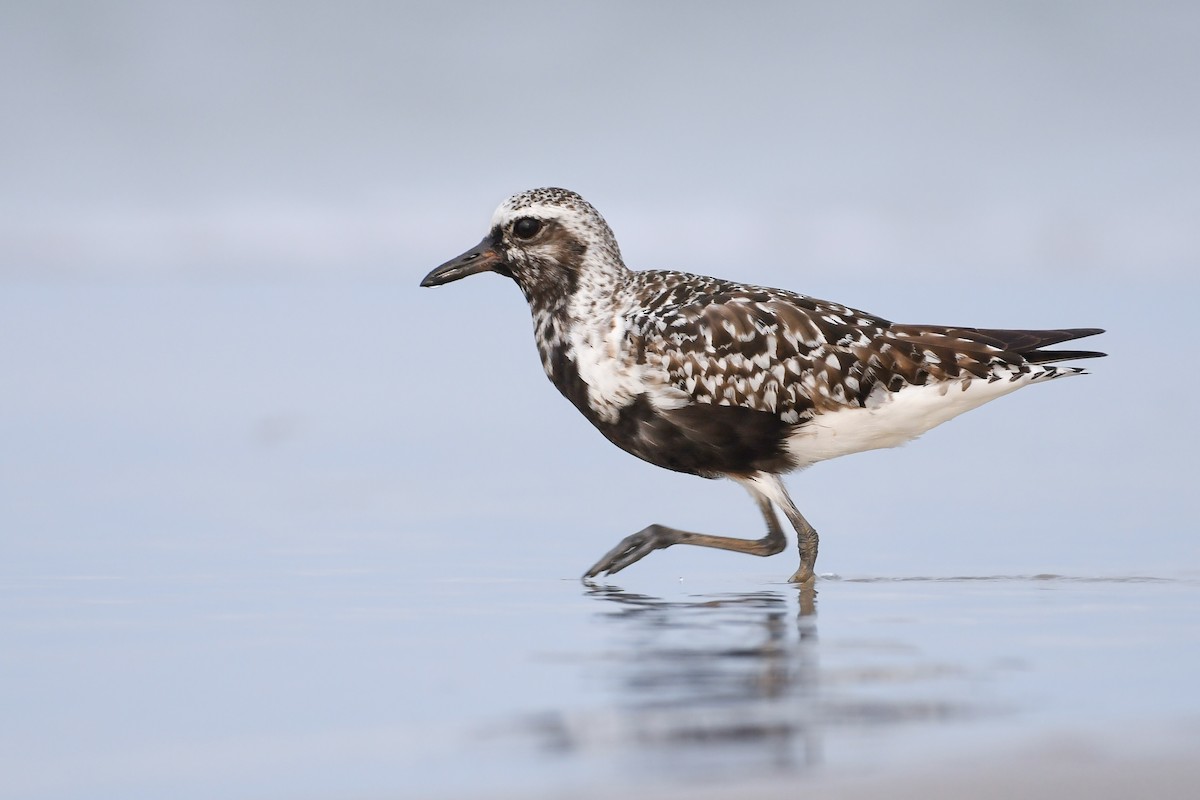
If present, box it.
[1020,348,1107,364]
[896,325,1107,363]
[970,327,1106,364]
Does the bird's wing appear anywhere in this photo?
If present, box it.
[627,273,893,422]
[627,273,1080,421]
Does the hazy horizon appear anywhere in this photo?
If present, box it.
[3,1,1197,281]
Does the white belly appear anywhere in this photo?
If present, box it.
[785,369,1075,468]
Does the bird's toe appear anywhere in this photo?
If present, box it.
[582,525,672,579]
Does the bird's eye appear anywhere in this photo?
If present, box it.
[513,217,543,240]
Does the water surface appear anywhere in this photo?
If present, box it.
[2,283,1197,799]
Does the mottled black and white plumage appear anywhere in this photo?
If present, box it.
[421,188,1105,582]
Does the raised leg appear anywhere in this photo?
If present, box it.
[581,473,822,583]
[583,486,787,580]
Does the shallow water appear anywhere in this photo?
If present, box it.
[4,568,1198,799]
[2,282,1198,799]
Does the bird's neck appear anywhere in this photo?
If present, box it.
[528,261,631,414]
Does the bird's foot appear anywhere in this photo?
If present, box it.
[787,568,816,587]
[787,564,815,585]
[583,524,676,580]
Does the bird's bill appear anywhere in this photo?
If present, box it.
[420,237,505,287]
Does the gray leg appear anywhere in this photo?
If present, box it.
[783,504,819,584]
[745,472,819,584]
[583,487,787,580]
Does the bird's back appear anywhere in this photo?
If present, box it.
[616,269,1102,471]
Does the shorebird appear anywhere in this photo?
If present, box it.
[420,188,1104,583]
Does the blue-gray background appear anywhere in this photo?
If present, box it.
[2,3,1198,799]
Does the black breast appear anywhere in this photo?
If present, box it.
[540,331,797,478]
[603,396,798,478]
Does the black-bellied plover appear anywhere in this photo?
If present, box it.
[420,188,1104,583]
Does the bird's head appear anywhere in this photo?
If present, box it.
[420,188,625,304]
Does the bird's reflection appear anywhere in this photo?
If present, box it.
[525,583,824,776]
[519,578,976,783]
[583,582,816,709]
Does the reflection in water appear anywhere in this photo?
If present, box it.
[582,584,814,713]
[520,583,971,782]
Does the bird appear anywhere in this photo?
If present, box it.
[420,188,1104,583]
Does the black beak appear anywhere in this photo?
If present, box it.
[420,236,506,287]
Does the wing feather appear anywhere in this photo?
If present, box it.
[624,271,1104,422]
[626,271,891,421]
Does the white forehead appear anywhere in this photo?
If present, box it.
[490,199,573,228]
[488,187,603,229]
